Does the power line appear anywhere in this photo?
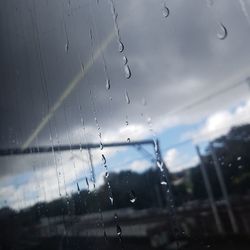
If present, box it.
[165,78,248,116]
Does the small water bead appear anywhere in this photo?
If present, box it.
[125,90,130,104]
[127,138,131,143]
[80,62,84,73]
[100,142,104,150]
[123,55,128,64]
[161,180,168,185]
[237,156,242,161]
[77,182,80,194]
[65,41,69,52]
[102,154,106,164]
[116,225,122,236]
[86,177,90,192]
[124,64,131,79]
[104,231,108,241]
[89,28,93,40]
[106,79,111,90]
[154,140,159,153]
[157,160,164,170]
[125,116,129,126]
[129,190,137,203]
[109,196,114,205]
[105,171,109,178]
[119,41,124,52]
[162,3,170,18]
[217,23,228,40]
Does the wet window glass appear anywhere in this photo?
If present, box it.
[1,0,250,249]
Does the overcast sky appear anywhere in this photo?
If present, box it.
[1,0,250,208]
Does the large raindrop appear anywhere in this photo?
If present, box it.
[217,23,228,40]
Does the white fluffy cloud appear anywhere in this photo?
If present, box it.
[183,98,250,143]
[128,160,151,173]
[164,148,199,173]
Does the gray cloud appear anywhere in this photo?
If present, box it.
[1,0,250,179]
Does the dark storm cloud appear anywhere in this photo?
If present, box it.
[1,0,250,177]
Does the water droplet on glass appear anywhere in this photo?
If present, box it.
[163,3,170,18]
[114,213,118,220]
[125,116,129,126]
[86,177,90,193]
[106,79,111,90]
[102,154,106,164]
[109,196,114,205]
[100,142,104,150]
[81,62,84,73]
[123,55,128,65]
[105,171,109,178]
[116,225,122,236]
[157,160,163,170]
[217,23,228,40]
[127,138,131,143]
[119,41,124,52]
[65,41,69,52]
[124,64,131,79]
[77,182,80,194]
[125,90,130,104]
[237,156,242,161]
[129,190,137,203]
[161,180,168,185]
[104,231,108,241]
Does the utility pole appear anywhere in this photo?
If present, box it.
[196,145,224,234]
[210,142,239,234]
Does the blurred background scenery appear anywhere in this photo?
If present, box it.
[1,0,250,249]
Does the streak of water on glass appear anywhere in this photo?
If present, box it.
[144,108,181,243]
[238,0,250,26]
[125,90,131,104]
[85,4,116,215]
[85,177,90,193]
[30,1,63,200]
[77,182,81,194]
[63,104,79,193]
[108,0,132,79]
[63,8,70,52]
[85,28,115,236]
